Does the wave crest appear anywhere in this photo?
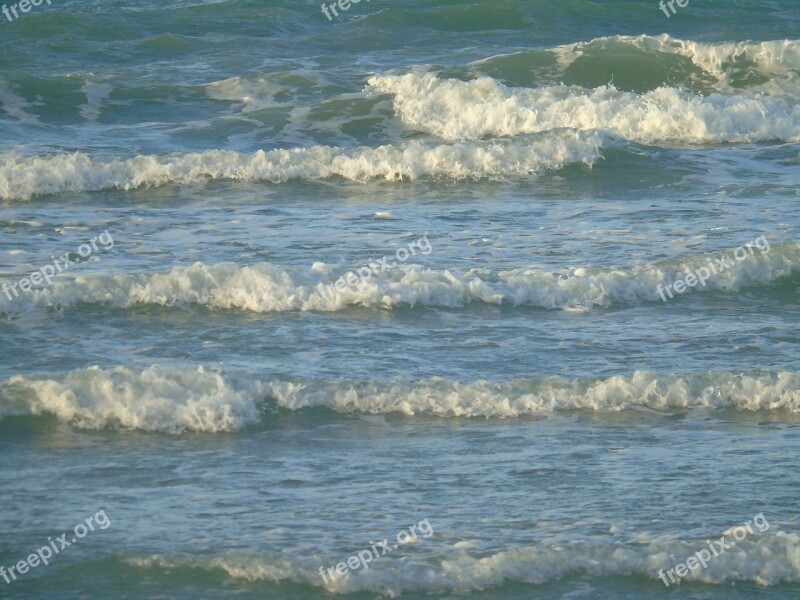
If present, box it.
[2,367,800,433]
[2,242,797,314]
[0,365,259,433]
[367,73,800,144]
[553,35,800,93]
[0,131,601,200]
[121,529,800,592]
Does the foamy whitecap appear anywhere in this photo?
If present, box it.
[0,365,260,433]
[1,241,797,314]
[2,367,799,433]
[269,370,800,417]
[121,529,799,592]
[0,131,602,201]
[367,73,800,143]
[550,35,800,84]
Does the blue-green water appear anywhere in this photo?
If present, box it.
[1,1,799,598]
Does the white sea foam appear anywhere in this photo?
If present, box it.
[367,73,800,143]
[205,76,287,112]
[123,529,800,592]
[0,131,602,200]
[0,365,260,433]
[2,367,799,432]
[269,370,800,417]
[2,241,796,314]
[79,80,113,122]
[552,35,800,94]
[0,76,41,126]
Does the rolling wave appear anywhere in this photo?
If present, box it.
[0,365,256,433]
[120,529,800,592]
[550,34,800,94]
[470,35,800,95]
[2,366,799,433]
[2,241,797,314]
[0,131,602,200]
[367,73,800,144]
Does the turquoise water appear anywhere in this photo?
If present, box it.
[1,1,799,598]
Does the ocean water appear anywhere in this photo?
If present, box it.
[1,0,799,598]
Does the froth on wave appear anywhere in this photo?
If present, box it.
[367,73,800,144]
[119,528,800,592]
[2,366,799,433]
[0,365,259,433]
[2,241,797,315]
[549,34,800,94]
[0,131,602,201]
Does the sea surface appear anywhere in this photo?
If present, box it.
[1,1,799,598]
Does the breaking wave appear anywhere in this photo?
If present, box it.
[121,528,800,592]
[367,73,800,144]
[0,131,602,201]
[2,366,799,433]
[2,241,797,315]
[548,34,800,95]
